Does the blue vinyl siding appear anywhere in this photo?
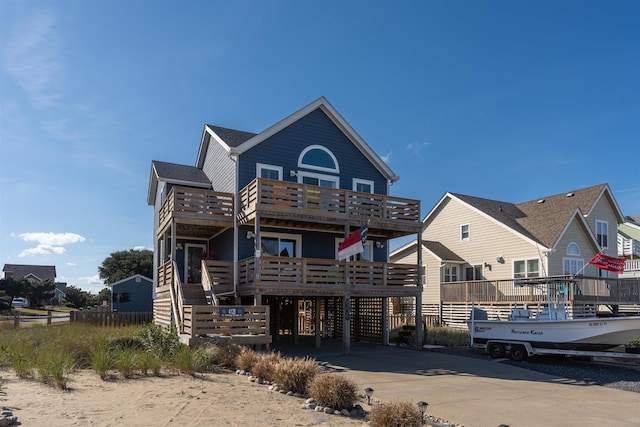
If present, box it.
[201,133,236,193]
[238,109,387,194]
[112,277,153,312]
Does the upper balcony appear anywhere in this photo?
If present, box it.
[238,178,422,238]
[157,186,234,237]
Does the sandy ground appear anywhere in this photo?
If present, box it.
[0,369,366,426]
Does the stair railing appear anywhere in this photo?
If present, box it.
[201,259,219,306]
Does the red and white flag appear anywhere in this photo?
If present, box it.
[338,224,369,261]
[588,253,625,274]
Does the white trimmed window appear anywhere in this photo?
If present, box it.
[353,178,374,193]
[444,265,458,282]
[298,145,339,173]
[514,259,540,278]
[567,242,580,256]
[256,163,283,180]
[596,220,609,249]
[563,258,584,275]
[299,171,338,188]
[260,232,301,257]
[461,224,470,241]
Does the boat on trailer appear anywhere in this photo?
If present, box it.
[468,278,640,360]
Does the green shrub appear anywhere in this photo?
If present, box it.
[251,352,282,382]
[368,401,423,427]
[308,374,358,410]
[134,323,180,360]
[274,356,319,394]
[426,326,470,347]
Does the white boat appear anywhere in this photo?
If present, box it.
[468,278,640,352]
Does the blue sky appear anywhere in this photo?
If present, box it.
[1,1,638,293]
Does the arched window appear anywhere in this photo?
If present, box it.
[567,242,580,256]
[298,145,339,173]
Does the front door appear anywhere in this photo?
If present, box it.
[185,244,206,283]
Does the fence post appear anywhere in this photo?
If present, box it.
[14,312,20,329]
[47,310,52,326]
[70,311,75,323]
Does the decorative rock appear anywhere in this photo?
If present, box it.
[315,406,324,412]
[324,407,333,414]
[286,391,294,396]
[341,409,351,416]
[333,410,341,416]
[239,370,246,375]
[305,398,316,404]
[304,403,316,410]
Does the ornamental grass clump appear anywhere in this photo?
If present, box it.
[114,347,138,379]
[308,374,358,410]
[171,344,206,376]
[368,401,423,427]
[235,346,260,372]
[90,346,112,380]
[273,356,319,395]
[209,344,243,369]
[250,352,282,382]
[37,351,74,390]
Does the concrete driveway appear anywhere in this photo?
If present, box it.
[274,338,639,427]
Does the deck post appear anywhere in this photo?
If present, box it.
[315,297,321,348]
[343,295,351,355]
[293,297,299,344]
[382,297,389,345]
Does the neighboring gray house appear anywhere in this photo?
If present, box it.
[3,264,56,282]
[110,274,153,312]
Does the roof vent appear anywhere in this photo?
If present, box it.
[537,199,545,204]
[566,192,575,197]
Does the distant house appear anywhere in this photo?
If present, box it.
[110,274,153,312]
[618,215,640,279]
[3,264,56,282]
[2,264,61,306]
[391,183,639,325]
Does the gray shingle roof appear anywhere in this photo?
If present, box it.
[451,184,609,248]
[152,160,210,185]
[422,241,465,262]
[3,264,56,281]
[206,125,257,148]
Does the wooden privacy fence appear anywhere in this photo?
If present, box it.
[182,305,272,347]
[71,310,153,327]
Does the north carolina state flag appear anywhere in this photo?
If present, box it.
[338,224,368,260]
[588,253,625,274]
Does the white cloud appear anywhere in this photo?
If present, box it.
[406,142,429,157]
[381,151,392,163]
[3,11,62,109]
[14,232,85,257]
[132,245,151,251]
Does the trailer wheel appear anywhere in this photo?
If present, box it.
[510,344,527,362]
[488,343,505,358]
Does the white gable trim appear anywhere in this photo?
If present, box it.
[234,97,399,183]
[109,274,153,288]
[554,209,600,254]
[584,185,625,224]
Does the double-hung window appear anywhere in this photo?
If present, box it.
[514,259,540,279]
[444,265,458,282]
[461,224,470,241]
[257,163,282,180]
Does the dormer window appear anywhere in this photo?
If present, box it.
[298,145,339,173]
[567,242,580,255]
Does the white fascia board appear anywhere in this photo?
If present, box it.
[110,273,153,287]
[234,97,399,183]
[196,126,233,169]
[445,193,551,251]
[555,209,601,254]
[584,185,626,224]
[389,239,417,259]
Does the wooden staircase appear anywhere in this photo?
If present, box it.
[182,283,209,306]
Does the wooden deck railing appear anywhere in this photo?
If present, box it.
[441,275,640,305]
[238,256,419,288]
[201,259,235,305]
[238,178,421,226]
[158,186,234,228]
[182,305,271,346]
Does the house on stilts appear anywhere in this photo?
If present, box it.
[147,97,423,351]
